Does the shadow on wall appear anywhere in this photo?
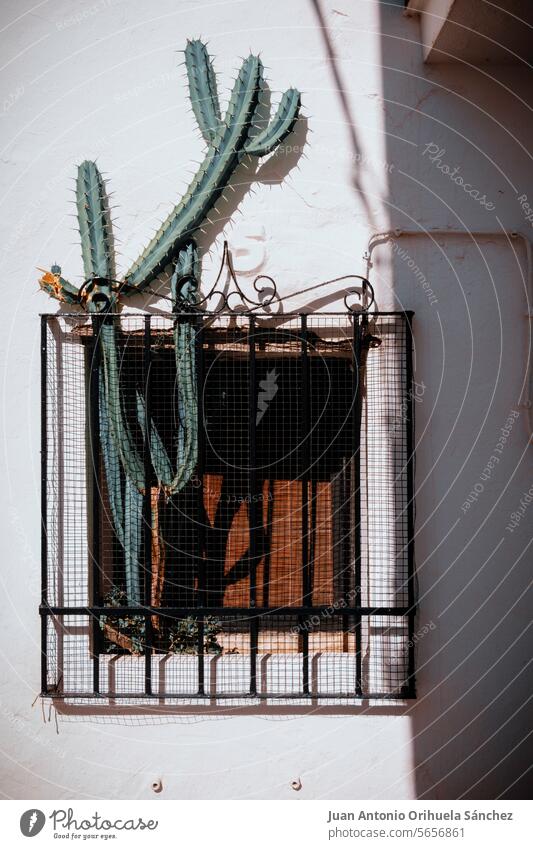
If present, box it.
[376,0,532,800]
[309,0,380,233]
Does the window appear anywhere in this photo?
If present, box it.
[41,309,415,702]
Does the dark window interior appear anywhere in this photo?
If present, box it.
[99,328,355,650]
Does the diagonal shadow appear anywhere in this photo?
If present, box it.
[310,0,378,231]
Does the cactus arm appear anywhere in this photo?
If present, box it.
[136,390,174,488]
[76,160,144,603]
[244,88,301,156]
[78,164,144,604]
[136,240,199,491]
[76,160,117,313]
[99,373,125,548]
[169,243,198,494]
[100,323,145,491]
[171,318,198,494]
[124,476,143,604]
[101,372,144,607]
[100,370,143,606]
[124,55,263,290]
[185,39,222,144]
[134,244,199,496]
[134,329,197,497]
[76,161,114,280]
[170,240,200,306]
[99,322,143,604]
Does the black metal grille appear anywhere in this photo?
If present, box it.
[41,310,415,701]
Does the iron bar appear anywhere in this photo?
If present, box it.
[405,312,416,698]
[41,310,415,319]
[248,316,258,608]
[195,314,206,609]
[250,617,259,696]
[300,313,311,693]
[352,316,363,697]
[143,315,153,695]
[42,605,411,617]
[43,690,407,701]
[197,615,205,695]
[195,315,206,695]
[89,315,103,694]
[261,479,274,608]
[40,316,48,694]
[248,316,259,694]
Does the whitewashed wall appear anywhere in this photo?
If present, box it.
[0,0,531,800]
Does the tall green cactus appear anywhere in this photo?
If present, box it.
[76,160,143,604]
[137,243,200,497]
[38,39,301,613]
[99,376,143,605]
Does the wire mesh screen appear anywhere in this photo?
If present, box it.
[41,310,415,701]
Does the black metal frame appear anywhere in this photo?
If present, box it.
[40,308,416,701]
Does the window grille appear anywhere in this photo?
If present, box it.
[41,308,415,702]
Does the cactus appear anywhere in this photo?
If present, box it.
[77,162,143,605]
[99,330,143,605]
[99,385,142,606]
[78,166,199,608]
[38,39,301,621]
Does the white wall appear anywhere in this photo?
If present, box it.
[0,0,531,800]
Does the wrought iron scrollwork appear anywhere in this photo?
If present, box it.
[342,276,375,313]
[192,241,280,314]
[173,241,375,316]
[71,244,375,318]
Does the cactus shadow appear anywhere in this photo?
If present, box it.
[194,115,309,266]
[309,0,378,231]
[115,103,307,313]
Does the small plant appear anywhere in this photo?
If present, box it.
[99,587,145,654]
[100,589,223,656]
[168,616,223,655]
